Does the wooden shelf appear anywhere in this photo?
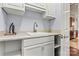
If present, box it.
[54,45,61,48]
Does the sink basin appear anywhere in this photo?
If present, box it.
[1,32,52,37]
[27,32,51,36]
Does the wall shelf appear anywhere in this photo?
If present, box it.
[54,35,61,56]
[54,45,61,48]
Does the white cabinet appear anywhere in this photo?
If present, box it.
[0,41,21,56]
[23,41,54,56]
[23,36,53,47]
[27,3,46,9]
[44,3,54,16]
[0,36,54,56]
[0,42,5,56]
[2,3,25,15]
[22,36,54,56]
[43,3,56,20]
[43,42,54,56]
[0,3,3,7]
[4,40,21,56]
[24,45,42,56]
[25,3,46,13]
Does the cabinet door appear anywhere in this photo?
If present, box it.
[3,3,25,10]
[2,3,25,15]
[0,42,5,56]
[26,3,46,9]
[43,42,54,56]
[23,45,42,56]
[44,3,55,17]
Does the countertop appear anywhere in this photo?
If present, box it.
[0,32,62,42]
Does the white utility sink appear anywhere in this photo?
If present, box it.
[27,32,52,36]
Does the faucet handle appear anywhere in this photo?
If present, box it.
[33,22,38,32]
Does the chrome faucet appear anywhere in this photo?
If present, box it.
[33,22,38,32]
[9,22,16,34]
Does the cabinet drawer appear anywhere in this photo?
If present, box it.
[23,41,54,56]
[23,45,42,56]
[23,36,54,47]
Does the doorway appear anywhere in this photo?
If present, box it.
[70,3,78,56]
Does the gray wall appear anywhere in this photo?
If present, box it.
[0,8,8,32]
[49,3,64,31]
[0,3,64,33]
[0,8,49,32]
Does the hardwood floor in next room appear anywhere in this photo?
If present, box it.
[70,39,79,56]
[70,47,79,56]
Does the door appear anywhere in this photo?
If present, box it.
[24,45,42,56]
[43,42,54,56]
[78,4,79,49]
